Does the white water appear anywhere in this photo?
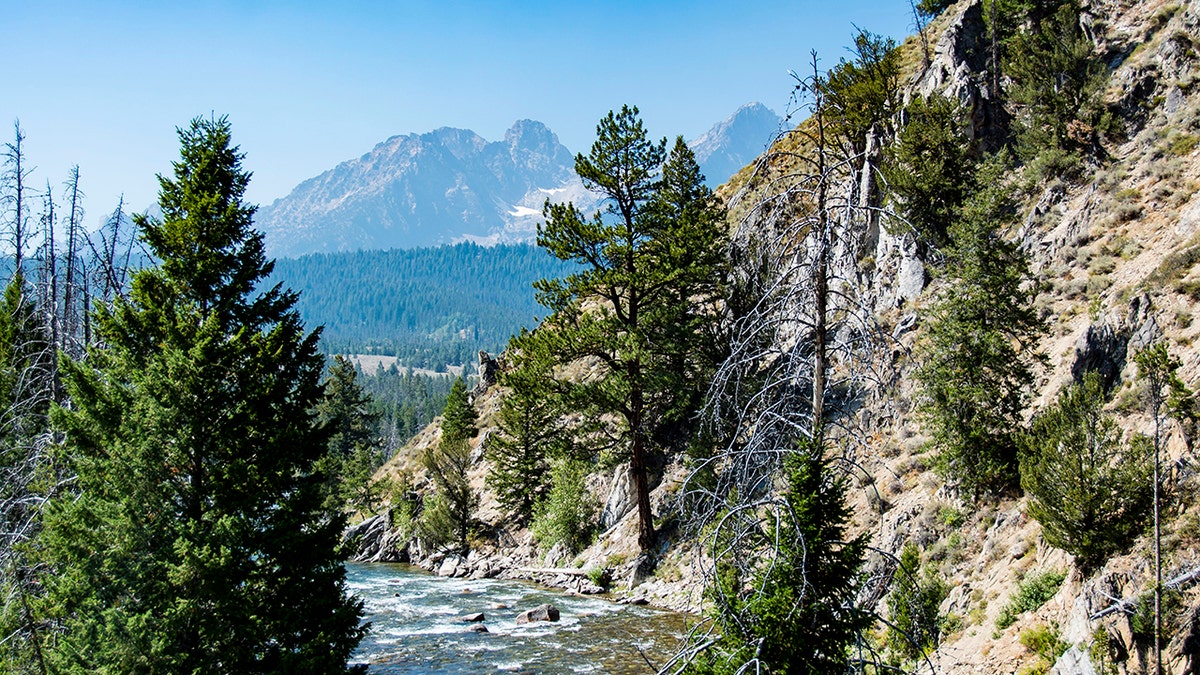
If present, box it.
[347,562,688,674]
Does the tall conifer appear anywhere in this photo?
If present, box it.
[43,116,365,673]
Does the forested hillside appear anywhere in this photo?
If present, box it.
[272,243,576,368]
[355,0,1200,674]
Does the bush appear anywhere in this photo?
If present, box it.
[996,570,1066,629]
[886,542,950,661]
[1019,623,1069,674]
[1020,373,1153,571]
[883,93,975,248]
[532,459,598,555]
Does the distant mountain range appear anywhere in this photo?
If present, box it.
[256,104,781,257]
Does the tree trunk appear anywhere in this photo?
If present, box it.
[630,383,655,552]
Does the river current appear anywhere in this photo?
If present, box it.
[346,562,690,674]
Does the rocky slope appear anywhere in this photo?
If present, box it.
[351,0,1200,672]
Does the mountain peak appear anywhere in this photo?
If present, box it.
[690,103,782,188]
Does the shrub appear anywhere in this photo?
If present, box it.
[1020,372,1153,571]
[886,542,949,660]
[996,570,1066,629]
[532,458,598,555]
[1019,623,1069,674]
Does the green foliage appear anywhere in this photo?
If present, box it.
[531,458,598,555]
[917,155,1044,498]
[355,362,456,449]
[1020,373,1153,571]
[485,329,570,522]
[686,441,870,675]
[821,30,902,160]
[535,106,728,550]
[271,242,578,370]
[315,355,387,514]
[917,0,956,15]
[1020,623,1069,673]
[421,433,477,557]
[440,377,477,444]
[886,542,950,661]
[996,569,1066,629]
[319,355,382,458]
[883,93,976,248]
[41,116,364,673]
[0,273,55,673]
[1130,587,1182,647]
[1006,0,1110,169]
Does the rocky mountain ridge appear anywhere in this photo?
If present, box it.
[257,105,781,256]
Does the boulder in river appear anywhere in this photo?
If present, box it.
[467,624,489,633]
[461,613,485,622]
[516,604,560,623]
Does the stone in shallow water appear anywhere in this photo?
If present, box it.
[461,612,485,622]
[467,624,489,633]
[516,603,560,623]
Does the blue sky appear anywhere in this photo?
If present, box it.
[4,1,913,224]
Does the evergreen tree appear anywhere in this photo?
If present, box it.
[485,330,569,522]
[440,377,477,444]
[42,116,365,673]
[536,107,727,552]
[315,356,384,514]
[420,436,476,557]
[318,356,381,459]
[687,439,869,675]
[886,542,948,662]
[916,154,1044,499]
[420,377,478,556]
[1005,0,1109,162]
[883,93,976,249]
[1019,372,1152,571]
[0,273,55,674]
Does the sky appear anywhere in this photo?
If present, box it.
[4,0,913,227]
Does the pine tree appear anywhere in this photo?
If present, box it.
[886,542,948,661]
[420,377,478,556]
[440,377,477,444]
[315,356,384,514]
[687,439,870,675]
[0,273,56,674]
[535,107,727,552]
[883,93,976,249]
[916,154,1044,498]
[42,116,365,673]
[485,329,568,522]
[318,356,381,460]
[1019,372,1152,571]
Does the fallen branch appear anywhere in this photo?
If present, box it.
[1089,565,1200,620]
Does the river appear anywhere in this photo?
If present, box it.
[346,562,691,674]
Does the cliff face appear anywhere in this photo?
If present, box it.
[358,0,1200,670]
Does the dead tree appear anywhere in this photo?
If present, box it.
[2,121,34,273]
[86,196,140,307]
[0,277,58,674]
[61,166,84,357]
[669,54,901,674]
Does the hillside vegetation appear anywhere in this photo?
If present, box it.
[355,0,1200,673]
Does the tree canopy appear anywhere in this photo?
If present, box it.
[42,116,365,673]
[535,105,728,552]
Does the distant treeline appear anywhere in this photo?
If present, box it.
[271,242,577,369]
[352,361,459,453]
